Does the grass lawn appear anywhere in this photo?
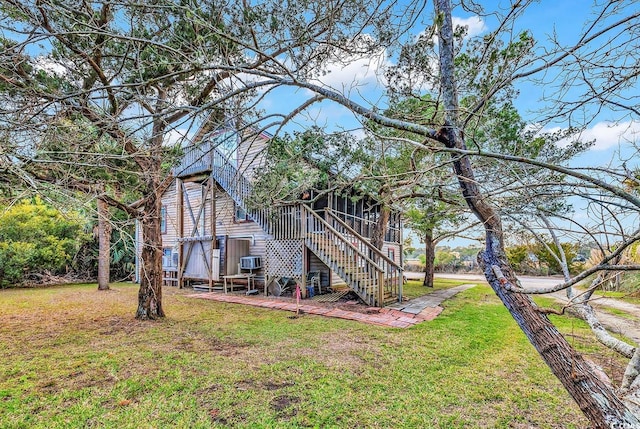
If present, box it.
[402,278,469,300]
[596,305,640,321]
[0,280,611,428]
[592,290,640,306]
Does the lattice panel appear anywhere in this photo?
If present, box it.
[265,239,303,280]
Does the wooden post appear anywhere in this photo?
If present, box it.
[301,205,308,298]
[378,271,384,307]
[302,248,308,299]
[359,199,364,236]
[398,213,403,303]
[209,176,215,291]
[212,179,217,239]
[301,204,307,237]
[176,178,184,289]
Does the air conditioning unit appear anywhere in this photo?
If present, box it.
[240,256,262,270]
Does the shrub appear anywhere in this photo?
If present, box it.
[0,197,90,287]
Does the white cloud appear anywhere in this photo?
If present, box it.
[581,121,640,150]
[558,121,640,151]
[349,128,367,141]
[452,16,487,38]
[312,50,388,91]
[33,56,68,78]
[164,128,189,147]
[309,34,390,92]
[311,16,487,92]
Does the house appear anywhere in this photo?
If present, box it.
[156,126,404,307]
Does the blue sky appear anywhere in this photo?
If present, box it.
[255,1,639,172]
[250,1,640,248]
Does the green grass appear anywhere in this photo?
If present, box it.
[573,273,640,305]
[0,281,609,428]
[593,290,640,305]
[402,278,469,300]
[597,306,640,321]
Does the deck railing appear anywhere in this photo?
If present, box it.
[301,205,386,306]
[174,141,213,177]
[330,209,402,243]
[324,209,403,303]
[269,205,302,240]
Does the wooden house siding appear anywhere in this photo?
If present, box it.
[213,192,270,258]
[161,180,179,246]
[236,130,269,181]
[308,252,333,289]
[382,242,402,266]
[160,177,272,280]
[161,180,213,247]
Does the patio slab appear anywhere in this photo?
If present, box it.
[189,283,474,328]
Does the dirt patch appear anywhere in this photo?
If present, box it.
[171,335,250,356]
[37,368,117,393]
[270,394,299,418]
[262,380,295,391]
[208,408,227,425]
[234,379,258,391]
[36,379,58,394]
[587,351,626,386]
[98,317,148,336]
[196,384,223,396]
[237,290,384,315]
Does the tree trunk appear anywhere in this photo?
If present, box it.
[97,198,111,291]
[434,0,640,425]
[135,192,165,320]
[447,124,639,426]
[423,227,435,287]
[371,204,390,250]
[135,106,167,320]
[478,238,639,427]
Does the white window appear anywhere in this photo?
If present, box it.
[235,204,248,222]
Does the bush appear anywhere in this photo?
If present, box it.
[507,242,580,276]
[0,197,89,287]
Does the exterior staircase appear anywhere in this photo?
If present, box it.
[175,137,402,306]
[301,206,402,306]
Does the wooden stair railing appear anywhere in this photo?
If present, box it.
[301,205,391,306]
[209,147,301,239]
[174,139,214,177]
[210,147,270,233]
[324,209,403,303]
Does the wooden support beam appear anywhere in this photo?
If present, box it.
[177,178,184,289]
[209,176,215,290]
